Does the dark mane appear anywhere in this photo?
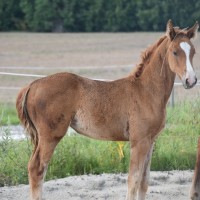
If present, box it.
[129,27,189,79]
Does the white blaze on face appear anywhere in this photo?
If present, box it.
[180,42,196,83]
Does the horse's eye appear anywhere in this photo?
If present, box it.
[173,51,178,56]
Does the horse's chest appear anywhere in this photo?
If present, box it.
[142,110,166,136]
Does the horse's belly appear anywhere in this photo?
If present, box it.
[70,113,128,141]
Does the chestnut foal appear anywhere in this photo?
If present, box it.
[16,20,198,200]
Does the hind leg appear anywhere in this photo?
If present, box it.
[28,134,63,200]
[28,113,70,200]
[137,143,154,200]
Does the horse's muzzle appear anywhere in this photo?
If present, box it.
[183,76,197,89]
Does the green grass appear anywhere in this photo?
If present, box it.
[0,132,130,186]
[0,99,200,186]
[151,99,200,170]
[0,104,19,125]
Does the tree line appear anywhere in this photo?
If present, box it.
[0,0,200,32]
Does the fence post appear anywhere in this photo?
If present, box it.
[170,86,175,107]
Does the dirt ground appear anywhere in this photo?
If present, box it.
[0,32,200,103]
[0,170,194,200]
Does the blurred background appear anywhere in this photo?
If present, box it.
[0,0,200,104]
[0,0,200,32]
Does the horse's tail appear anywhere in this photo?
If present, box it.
[16,85,38,149]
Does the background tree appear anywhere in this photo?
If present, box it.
[0,0,24,31]
[0,0,200,32]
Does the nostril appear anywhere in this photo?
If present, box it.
[194,77,197,84]
[186,78,189,86]
[185,77,197,88]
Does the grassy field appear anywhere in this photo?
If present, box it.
[0,104,19,125]
[0,99,200,186]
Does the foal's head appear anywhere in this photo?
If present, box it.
[166,20,199,89]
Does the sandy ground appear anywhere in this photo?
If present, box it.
[0,170,194,200]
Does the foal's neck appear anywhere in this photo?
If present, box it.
[140,37,176,106]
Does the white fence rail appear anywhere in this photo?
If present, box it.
[1,71,200,107]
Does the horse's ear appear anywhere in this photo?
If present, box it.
[166,19,176,41]
[186,21,199,39]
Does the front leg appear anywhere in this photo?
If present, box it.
[126,138,152,200]
[137,143,154,200]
